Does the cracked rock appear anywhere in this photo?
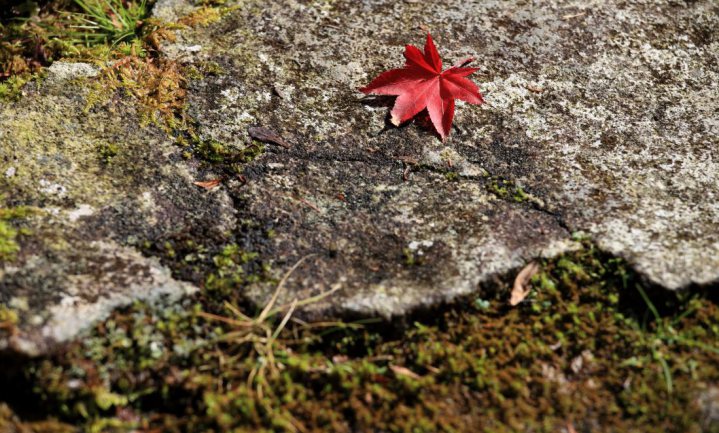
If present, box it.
[1,0,718,355]
[159,0,717,317]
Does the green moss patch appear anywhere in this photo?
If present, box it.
[0,203,34,261]
[2,240,715,432]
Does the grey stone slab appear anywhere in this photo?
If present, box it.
[162,0,717,314]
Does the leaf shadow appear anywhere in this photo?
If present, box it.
[360,96,441,140]
[360,95,401,135]
[359,95,395,108]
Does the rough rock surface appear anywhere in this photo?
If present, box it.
[159,0,718,313]
[1,0,718,354]
[0,63,235,355]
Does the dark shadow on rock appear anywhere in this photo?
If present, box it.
[359,96,445,140]
[358,95,395,108]
[359,95,399,135]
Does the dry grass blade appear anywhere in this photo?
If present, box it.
[389,364,422,380]
[223,301,253,322]
[271,299,298,341]
[195,311,253,328]
[268,285,340,318]
[257,254,315,323]
[198,252,340,400]
[290,319,366,331]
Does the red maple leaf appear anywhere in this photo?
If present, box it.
[360,33,484,140]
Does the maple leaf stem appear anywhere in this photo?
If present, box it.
[451,57,475,69]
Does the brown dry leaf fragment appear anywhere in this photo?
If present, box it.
[194,179,222,189]
[248,126,291,148]
[110,14,123,30]
[389,364,422,380]
[525,84,545,93]
[509,261,540,306]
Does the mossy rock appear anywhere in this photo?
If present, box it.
[155,0,718,319]
[0,62,236,355]
[2,0,719,355]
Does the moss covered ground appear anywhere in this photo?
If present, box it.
[1,1,718,432]
[1,240,718,432]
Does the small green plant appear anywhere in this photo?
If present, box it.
[65,0,147,46]
[634,285,719,396]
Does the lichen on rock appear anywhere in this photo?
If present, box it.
[1,0,718,354]
[0,61,235,355]
[157,0,718,318]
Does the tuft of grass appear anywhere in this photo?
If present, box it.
[1,0,167,85]
[199,255,342,400]
[63,0,147,47]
